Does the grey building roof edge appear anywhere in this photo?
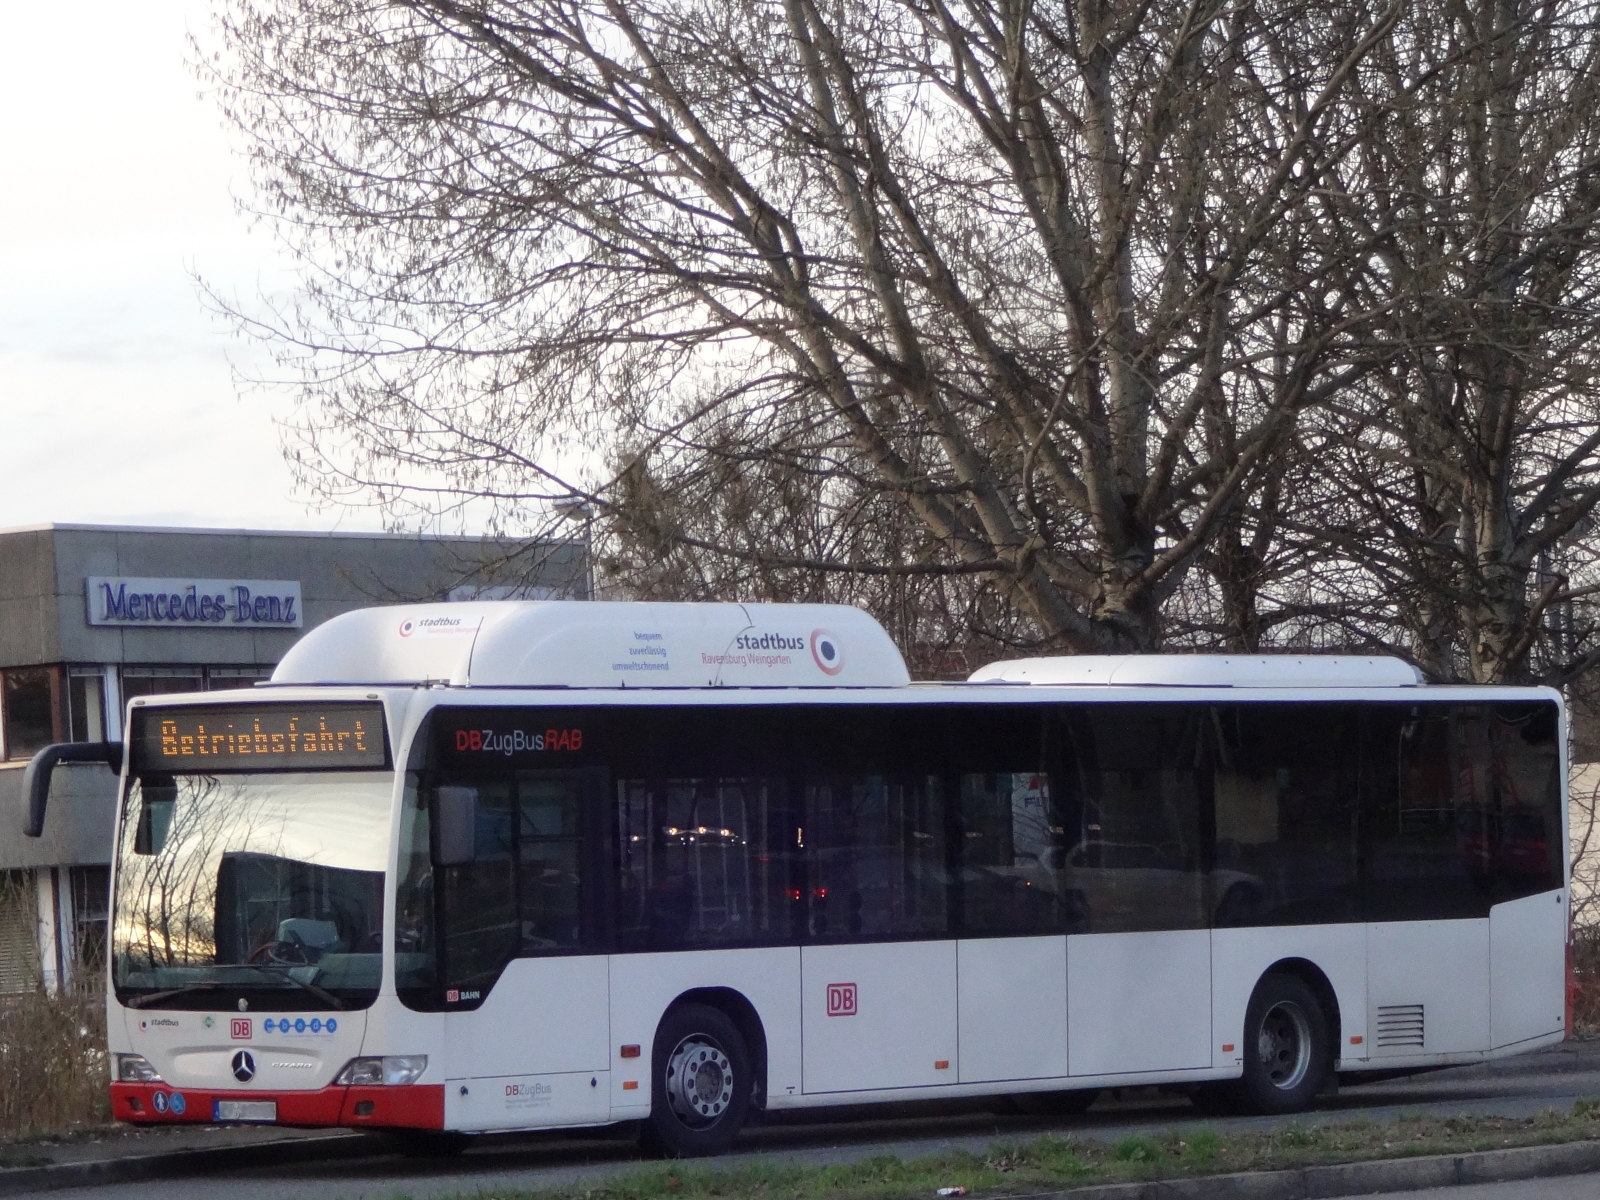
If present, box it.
[0,522,574,544]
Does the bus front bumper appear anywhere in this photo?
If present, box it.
[110,1082,445,1129]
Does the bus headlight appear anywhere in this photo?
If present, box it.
[116,1054,165,1083]
[334,1055,428,1086]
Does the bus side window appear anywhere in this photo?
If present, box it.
[1210,704,1360,928]
[1357,702,1560,921]
[394,776,436,996]
[805,775,948,941]
[613,776,797,950]
[1487,702,1562,900]
[1057,706,1207,934]
[517,774,585,950]
[957,772,1082,936]
[437,782,517,992]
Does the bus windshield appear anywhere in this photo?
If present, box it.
[112,771,394,1011]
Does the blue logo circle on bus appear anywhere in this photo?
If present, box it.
[310,1018,322,1033]
[263,1018,276,1033]
[152,1091,168,1114]
[326,1018,337,1033]
[295,1018,306,1033]
[810,629,844,675]
[169,1093,186,1115]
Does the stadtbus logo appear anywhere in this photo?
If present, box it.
[733,631,805,651]
[399,615,470,638]
[810,629,844,675]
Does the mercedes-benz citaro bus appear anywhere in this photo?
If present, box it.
[22,602,1571,1157]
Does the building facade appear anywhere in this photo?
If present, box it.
[0,523,586,992]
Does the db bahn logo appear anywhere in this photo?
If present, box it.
[826,982,857,1017]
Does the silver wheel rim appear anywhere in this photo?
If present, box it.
[665,1036,734,1128]
[1257,1000,1312,1091]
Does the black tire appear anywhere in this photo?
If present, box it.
[1004,1088,1101,1117]
[1228,972,1332,1115]
[641,1003,752,1158]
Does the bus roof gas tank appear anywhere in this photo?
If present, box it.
[967,654,1423,688]
[271,601,912,688]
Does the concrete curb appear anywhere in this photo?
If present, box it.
[0,1131,370,1196]
[0,1135,1595,1198]
[1039,1137,1600,1198]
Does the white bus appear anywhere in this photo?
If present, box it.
[24,602,1570,1157]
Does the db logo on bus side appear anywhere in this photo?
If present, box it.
[827,983,857,1017]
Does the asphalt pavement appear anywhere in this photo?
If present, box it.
[14,1040,1600,1200]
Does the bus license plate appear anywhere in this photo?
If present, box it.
[213,1100,277,1122]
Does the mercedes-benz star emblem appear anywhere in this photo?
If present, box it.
[231,1050,256,1083]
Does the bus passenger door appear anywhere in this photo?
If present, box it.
[440,770,612,1129]
[1057,705,1213,1077]
[954,772,1070,1082]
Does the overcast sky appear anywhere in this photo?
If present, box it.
[0,1,384,534]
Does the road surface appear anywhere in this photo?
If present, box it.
[18,1040,1600,1200]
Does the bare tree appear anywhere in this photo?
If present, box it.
[207,0,1406,652]
[1256,0,1600,684]
[1573,765,1600,928]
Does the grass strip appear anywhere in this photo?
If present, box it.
[416,1098,1600,1200]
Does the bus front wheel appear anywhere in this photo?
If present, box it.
[643,1003,752,1158]
[1232,972,1331,1115]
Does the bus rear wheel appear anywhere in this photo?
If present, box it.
[643,1003,752,1158]
[1231,972,1331,1115]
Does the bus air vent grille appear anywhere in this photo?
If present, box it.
[1375,1004,1425,1048]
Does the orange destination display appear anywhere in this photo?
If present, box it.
[129,703,389,772]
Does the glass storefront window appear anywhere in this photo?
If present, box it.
[71,865,110,973]
[3,668,54,761]
[68,670,106,742]
[120,666,204,701]
[206,666,274,687]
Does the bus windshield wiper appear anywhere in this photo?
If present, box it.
[126,972,347,1011]
[245,966,350,1011]
[126,981,225,1009]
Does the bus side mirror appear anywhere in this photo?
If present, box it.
[132,777,177,856]
[434,786,478,866]
[23,742,124,838]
